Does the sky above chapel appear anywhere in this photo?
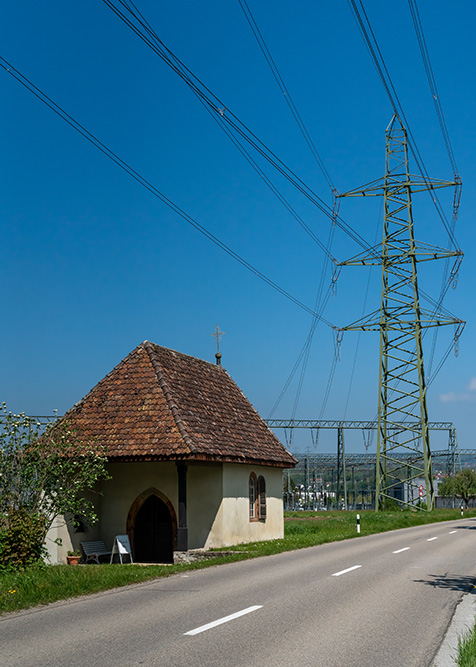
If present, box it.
[1,1,475,452]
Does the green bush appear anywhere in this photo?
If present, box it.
[0,405,110,572]
[379,498,400,511]
[0,508,47,572]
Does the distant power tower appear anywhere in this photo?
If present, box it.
[339,115,463,510]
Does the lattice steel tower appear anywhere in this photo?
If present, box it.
[339,115,463,510]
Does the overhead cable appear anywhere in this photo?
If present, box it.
[237,0,336,193]
[347,0,461,252]
[102,0,377,256]
[289,199,339,419]
[408,0,459,180]
[0,56,334,326]
[408,0,462,375]
[237,0,341,420]
[122,2,337,261]
[269,197,339,419]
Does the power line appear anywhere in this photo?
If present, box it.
[102,0,377,256]
[123,2,337,261]
[408,0,459,180]
[407,0,462,376]
[268,197,340,420]
[108,0,384,422]
[342,203,382,419]
[267,279,336,419]
[179,66,338,262]
[290,222,337,419]
[0,56,334,326]
[347,0,461,253]
[236,0,342,418]
[347,0,464,393]
[237,0,336,193]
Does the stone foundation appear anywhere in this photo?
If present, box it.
[173,549,245,564]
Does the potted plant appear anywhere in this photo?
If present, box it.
[66,550,81,565]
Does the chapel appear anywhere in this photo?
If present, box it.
[46,341,296,563]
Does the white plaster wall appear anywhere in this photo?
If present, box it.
[187,464,223,549]
[204,464,284,548]
[100,461,177,548]
[43,515,72,564]
[98,461,225,551]
[43,488,102,564]
[45,461,285,559]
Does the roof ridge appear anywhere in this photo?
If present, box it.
[142,340,223,370]
[142,341,196,455]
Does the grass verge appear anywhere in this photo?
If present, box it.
[458,623,476,666]
[1,508,474,615]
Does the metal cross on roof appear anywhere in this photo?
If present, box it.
[210,324,225,353]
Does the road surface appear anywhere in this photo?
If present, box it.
[2,518,476,666]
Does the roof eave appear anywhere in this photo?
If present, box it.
[106,452,297,468]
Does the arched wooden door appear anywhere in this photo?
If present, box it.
[127,489,176,563]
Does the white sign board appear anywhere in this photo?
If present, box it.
[110,534,133,564]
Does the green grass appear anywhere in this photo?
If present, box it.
[225,508,476,555]
[1,508,474,615]
[0,558,246,614]
[457,622,476,666]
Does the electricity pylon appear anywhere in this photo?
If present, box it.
[338,115,464,510]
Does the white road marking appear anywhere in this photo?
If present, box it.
[332,565,362,577]
[184,605,263,636]
[449,530,457,534]
[393,547,410,554]
[427,537,438,542]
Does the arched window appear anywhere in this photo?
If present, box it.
[249,472,258,521]
[258,475,266,521]
[249,473,266,522]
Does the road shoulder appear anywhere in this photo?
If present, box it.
[433,587,476,666]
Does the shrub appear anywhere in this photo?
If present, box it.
[0,508,47,572]
[379,497,400,511]
[0,404,110,571]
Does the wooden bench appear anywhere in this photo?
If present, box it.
[80,540,112,564]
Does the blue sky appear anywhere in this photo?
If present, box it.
[1,1,475,453]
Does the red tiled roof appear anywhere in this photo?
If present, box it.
[63,341,296,468]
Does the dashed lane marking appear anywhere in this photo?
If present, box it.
[332,565,362,577]
[449,530,457,534]
[427,537,438,542]
[184,606,263,636]
[393,547,410,554]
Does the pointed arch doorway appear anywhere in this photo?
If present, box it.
[127,488,177,563]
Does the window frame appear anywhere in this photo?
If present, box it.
[249,472,258,522]
[249,472,267,523]
[258,475,267,522]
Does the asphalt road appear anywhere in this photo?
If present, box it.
[3,518,476,667]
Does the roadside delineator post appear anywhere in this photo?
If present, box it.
[461,503,464,517]
[357,514,361,534]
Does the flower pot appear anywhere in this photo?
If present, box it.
[67,555,81,565]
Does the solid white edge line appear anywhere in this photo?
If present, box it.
[332,565,362,577]
[393,547,410,554]
[184,605,263,636]
[449,530,457,534]
[427,537,438,541]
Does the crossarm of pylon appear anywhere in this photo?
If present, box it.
[340,308,462,332]
[339,309,382,331]
[338,174,456,198]
[340,242,461,267]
